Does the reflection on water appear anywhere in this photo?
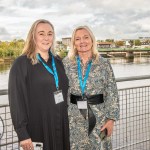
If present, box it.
[0,62,12,73]
[109,56,150,64]
[112,62,150,78]
[0,56,150,90]
[0,62,12,90]
[109,56,150,89]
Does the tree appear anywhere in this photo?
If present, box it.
[115,41,124,47]
[17,39,25,42]
[105,39,114,42]
[97,40,104,42]
[134,40,141,46]
[0,42,8,50]
[0,48,4,57]
[129,40,134,47]
[0,39,24,58]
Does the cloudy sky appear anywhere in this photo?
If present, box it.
[0,0,150,41]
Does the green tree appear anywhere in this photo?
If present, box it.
[0,39,24,58]
[134,40,141,46]
[97,40,104,42]
[129,40,134,47]
[105,39,114,42]
[58,50,68,59]
[0,42,8,50]
[6,49,14,57]
[0,48,4,57]
[115,41,124,47]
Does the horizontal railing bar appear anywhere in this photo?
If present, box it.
[0,75,150,95]
[116,75,150,82]
[0,104,9,107]
[0,89,8,95]
[118,85,150,90]
[0,140,19,146]
[119,113,150,120]
[113,139,150,150]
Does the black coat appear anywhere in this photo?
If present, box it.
[8,55,70,150]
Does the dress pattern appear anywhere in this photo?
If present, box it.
[63,55,119,150]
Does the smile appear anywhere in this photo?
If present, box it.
[42,43,49,45]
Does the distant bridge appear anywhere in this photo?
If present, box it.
[98,49,150,52]
[98,49,150,58]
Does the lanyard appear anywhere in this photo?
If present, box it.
[77,56,92,95]
[37,53,59,90]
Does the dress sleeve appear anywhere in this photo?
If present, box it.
[8,57,30,141]
[62,57,69,76]
[62,57,71,106]
[104,59,120,121]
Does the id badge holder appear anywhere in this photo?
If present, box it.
[77,101,87,109]
[54,90,64,104]
[77,95,88,109]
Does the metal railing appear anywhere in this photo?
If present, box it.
[0,75,150,150]
[0,104,19,150]
[112,75,150,150]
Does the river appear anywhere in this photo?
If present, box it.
[0,56,150,104]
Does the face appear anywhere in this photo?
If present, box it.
[35,23,54,53]
[74,29,93,53]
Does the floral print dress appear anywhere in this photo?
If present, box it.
[63,55,119,150]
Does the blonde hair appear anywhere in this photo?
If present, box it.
[68,25,99,62]
[22,19,55,64]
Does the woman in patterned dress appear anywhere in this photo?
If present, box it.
[63,26,120,150]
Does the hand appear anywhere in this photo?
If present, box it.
[20,138,34,150]
[100,119,115,137]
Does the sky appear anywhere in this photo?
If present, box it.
[0,0,150,41]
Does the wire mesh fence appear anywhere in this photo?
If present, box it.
[0,105,19,150]
[112,86,150,150]
[0,84,150,149]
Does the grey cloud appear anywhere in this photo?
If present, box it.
[0,6,5,11]
[0,6,19,17]
[0,27,11,40]
[0,27,10,35]
[55,23,74,39]
[0,0,150,40]
[85,6,150,37]
[85,0,150,11]
[1,0,75,9]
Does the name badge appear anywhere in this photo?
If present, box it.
[77,101,87,109]
[54,90,64,104]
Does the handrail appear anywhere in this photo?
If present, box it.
[0,104,9,107]
[116,75,150,82]
[0,141,18,146]
[0,89,8,95]
[0,75,150,96]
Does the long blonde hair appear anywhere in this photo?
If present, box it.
[22,19,55,64]
[68,25,99,62]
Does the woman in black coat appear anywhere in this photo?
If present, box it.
[8,19,70,150]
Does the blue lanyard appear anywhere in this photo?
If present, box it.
[37,53,59,90]
[77,56,92,95]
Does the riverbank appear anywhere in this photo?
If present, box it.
[0,58,14,63]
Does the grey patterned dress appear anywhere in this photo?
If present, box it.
[63,55,119,150]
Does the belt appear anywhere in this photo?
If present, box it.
[70,94,104,135]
